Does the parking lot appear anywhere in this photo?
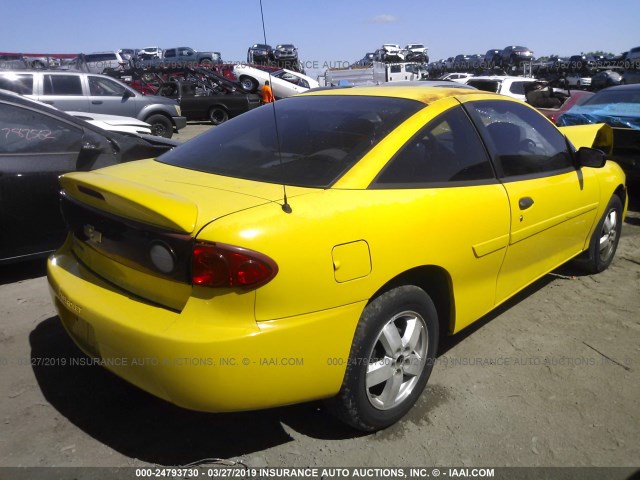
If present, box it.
[0,122,638,472]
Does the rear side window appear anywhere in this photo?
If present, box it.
[0,74,34,95]
[0,102,82,154]
[43,75,83,95]
[158,95,423,188]
[373,106,495,187]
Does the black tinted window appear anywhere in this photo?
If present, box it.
[0,74,34,94]
[0,103,82,154]
[374,106,495,186]
[43,75,83,95]
[467,80,500,93]
[509,82,530,95]
[467,100,573,177]
[158,96,423,188]
[85,53,117,62]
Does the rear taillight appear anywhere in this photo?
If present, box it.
[192,242,278,288]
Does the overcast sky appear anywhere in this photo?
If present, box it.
[2,0,638,67]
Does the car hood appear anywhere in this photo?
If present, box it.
[557,103,640,129]
[558,123,614,155]
[59,159,315,234]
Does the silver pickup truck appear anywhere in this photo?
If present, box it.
[0,70,186,138]
[139,47,222,68]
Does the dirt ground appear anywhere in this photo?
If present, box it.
[0,124,639,475]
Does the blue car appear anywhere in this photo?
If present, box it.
[558,84,640,181]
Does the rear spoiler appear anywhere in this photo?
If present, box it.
[60,171,197,234]
[559,123,613,156]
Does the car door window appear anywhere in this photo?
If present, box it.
[0,103,83,154]
[43,75,83,96]
[373,106,496,187]
[89,76,127,96]
[466,100,574,178]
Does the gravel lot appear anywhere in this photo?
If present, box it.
[0,124,639,476]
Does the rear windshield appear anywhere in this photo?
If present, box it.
[158,95,423,188]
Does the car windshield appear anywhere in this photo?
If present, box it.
[157,95,423,188]
[582,89,640,106]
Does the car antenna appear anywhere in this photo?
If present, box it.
[259,0,292,214]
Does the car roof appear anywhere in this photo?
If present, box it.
[378,80,477,90]
[2,69,86,76]
[301,85,487,104]
[597,83,640,93]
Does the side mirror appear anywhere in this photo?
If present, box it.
[123,89,134,99]
[576,146,606,168]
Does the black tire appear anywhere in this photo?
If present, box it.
[200,58,213,68]
[146,114,173,138]
[327,285,439,431]
[240,76,258,93]
[209,107,229,125]
[575,195,623,273]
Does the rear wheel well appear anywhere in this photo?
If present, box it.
[613,185,626,206]
[369,266,453,338]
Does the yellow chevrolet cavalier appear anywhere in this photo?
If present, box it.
[48,86,627,431]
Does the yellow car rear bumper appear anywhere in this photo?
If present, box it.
[47,239,363,412]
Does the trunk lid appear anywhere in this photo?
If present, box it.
[60,159,311,233]
[59,159,313,310]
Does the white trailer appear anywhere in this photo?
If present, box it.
[321,61,426,87]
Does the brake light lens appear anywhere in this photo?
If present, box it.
[192,242,278,288]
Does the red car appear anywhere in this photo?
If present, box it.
[537,89,594,124]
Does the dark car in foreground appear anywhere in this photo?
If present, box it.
[557,84,640,180]
[0,89,178,264]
